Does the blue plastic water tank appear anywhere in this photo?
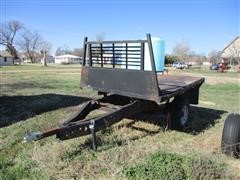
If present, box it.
[144,37,165,72]
[152,37,165,72]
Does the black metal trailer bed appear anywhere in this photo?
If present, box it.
[157,75,204,99]
[24,34,204,150]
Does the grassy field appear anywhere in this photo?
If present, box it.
[0,64,239,179]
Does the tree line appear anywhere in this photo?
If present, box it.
[1,21,237,66]
[54,32,105,57]
[55,45,83,57]
[0,20,51,66]
[169,41,239,66]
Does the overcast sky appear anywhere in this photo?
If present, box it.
[1,0,239,55]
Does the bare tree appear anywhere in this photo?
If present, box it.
[208,50,217,64]
[189,52,205,64]
[208,50,221,64]
[172,42,190,62]
[18,30,42,63]
[72,48,83,57]
[55,47,62,56]
[55,45,72,56]
[40,41,51,67]
[0,20,23,62]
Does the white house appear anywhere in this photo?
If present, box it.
[203,61,210,66]
[0,52,14,66]
[55,54,81,64]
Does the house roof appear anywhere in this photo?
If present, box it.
[55,54,81,59]
[221,36,240,58]
[222,36,240,52]
[0,51,13,58]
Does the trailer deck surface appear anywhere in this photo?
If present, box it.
[157,75,204,99]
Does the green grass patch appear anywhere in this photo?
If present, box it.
[123,152,229,180]
[200,83,240,112]
[0,64,239,179]
[0,155,48,180]
[0,63,81,71]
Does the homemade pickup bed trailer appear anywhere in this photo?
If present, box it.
[24,34,204,150]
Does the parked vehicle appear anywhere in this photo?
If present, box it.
[219,62,230,71]
[210,63,230,71]
[172,61,179,68]
[172,61,188,69]
[210,63,219,70]
[24,34,204,150]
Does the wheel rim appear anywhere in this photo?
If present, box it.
[180,105,189,126]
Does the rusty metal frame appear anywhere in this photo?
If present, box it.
[24,95,158,150]
[57,98,156,141]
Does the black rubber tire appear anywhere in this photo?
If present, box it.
[170,96,190,130]
[221,113,240,158]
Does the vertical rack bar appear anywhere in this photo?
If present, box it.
[112,43,115,68]
[100,43,103,67]
[141,42,145,71]
[147,34,157,72]
[146,33,160,92]
[89,44,92,67]
[82,37,88,66]
[125,43,128,69]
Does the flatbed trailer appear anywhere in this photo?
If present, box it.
[24,34,204,150]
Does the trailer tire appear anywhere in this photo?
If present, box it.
[221,113,240,158]
[170,96,189,130]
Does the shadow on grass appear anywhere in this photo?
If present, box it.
[0,94,90,128]
[186,106,226,134]
[129,105,226,134]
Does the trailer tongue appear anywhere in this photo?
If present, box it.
[24,34,204,150]
[24,95,159,150]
